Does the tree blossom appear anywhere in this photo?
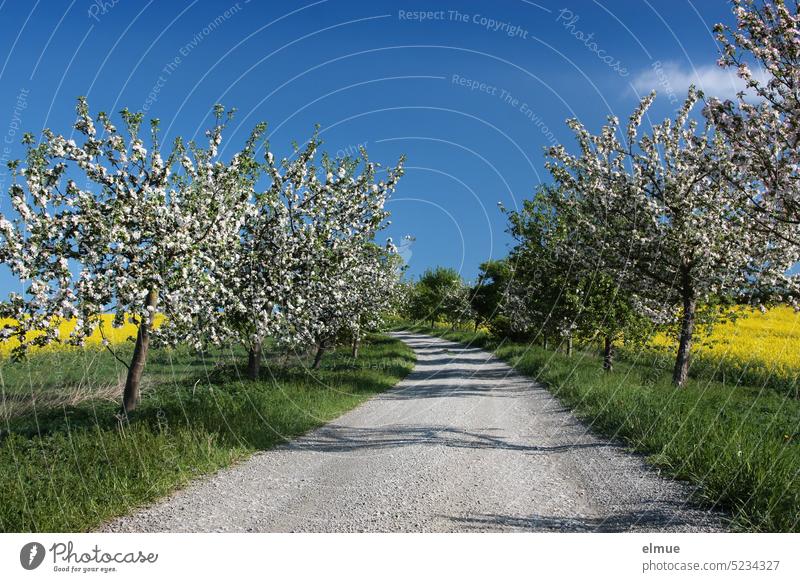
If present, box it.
[706,0,800,242]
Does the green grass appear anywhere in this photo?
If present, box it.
[404,324,800,532]
[0,335,415,532]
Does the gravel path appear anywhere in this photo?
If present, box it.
[103,331,725,532]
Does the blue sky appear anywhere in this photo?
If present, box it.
[0,0,746,292]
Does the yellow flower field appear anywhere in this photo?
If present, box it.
[649,305,800,390]
[0,315,164,357]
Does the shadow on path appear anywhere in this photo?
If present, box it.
[443,508,701,532]
[292,424,609,454]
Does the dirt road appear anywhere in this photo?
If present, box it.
[103,331,723,532]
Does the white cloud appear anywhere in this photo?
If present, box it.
[631,61,768,103]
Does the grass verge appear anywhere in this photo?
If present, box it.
[404,324,800,532]
[0,334,415,532]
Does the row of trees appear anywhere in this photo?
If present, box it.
[404,0,800,387]
[539,0,800,386]
[0,99,405,413]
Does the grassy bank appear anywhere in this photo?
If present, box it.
[405,325,800,532]
[0,335,415,532]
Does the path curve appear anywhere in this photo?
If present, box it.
[103,331,724,532]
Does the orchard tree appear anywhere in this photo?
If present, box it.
[285,149,404,369]
[339,241,404,359]
[571,274,652,370]
[506,187,651,366]
[0,99,259,413]
[502,189,583,351]
[546,88,799,386]
[443,280,476,330]
[195,133,318,380]
[706,0,800,242]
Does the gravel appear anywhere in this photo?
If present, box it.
[102,331,725,532]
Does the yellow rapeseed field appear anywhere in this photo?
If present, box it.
[0,315,164,357]
[651,305,800,383]
[3,307,799,386]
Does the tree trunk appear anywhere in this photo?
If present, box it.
[566,335,573,357]
[474,319,479,332]
[122,289,158,414]
[603,335,614,372]
[672,290,697,387]
[312,343,326,369]
[247,341,262,380]
[351,336,360,359]
[542,335,548,350]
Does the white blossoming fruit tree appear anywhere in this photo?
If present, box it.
[706,0,800,242]
[546,88,799,386]
[0,99,263,413]
[199,135,404,378]
[283,149,404,370]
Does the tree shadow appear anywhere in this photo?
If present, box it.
[442,507,713,532]
[288,423,611,454]
[383,361,550,401]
